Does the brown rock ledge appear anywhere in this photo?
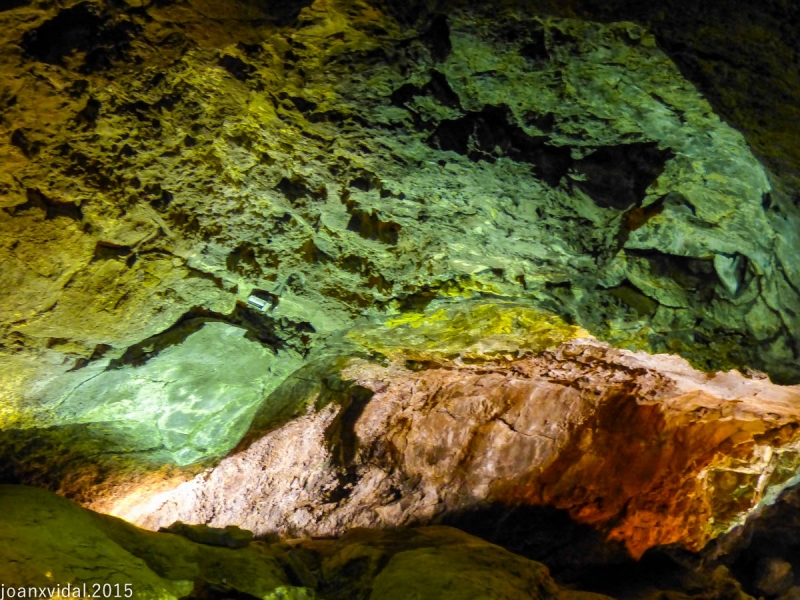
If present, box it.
[116,333,800,559]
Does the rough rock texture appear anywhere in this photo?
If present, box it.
[0,319,302,505]
[114,301,800,559]
[702,484,800,598]
[279,526,561,600]
[514,0,800,224]
[0,484,565,600]
[0,484,299,599]
[3,483,775,600]
[2,0,800,588]
[1,0,799,433]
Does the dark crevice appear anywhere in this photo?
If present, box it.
[390,69,461,110]
[315,555,373,599]
[75,98,101,129]
[151,189,174,210]
[425,103,672,201]
[106,305,316,372]
[91,241,134,262]
[20,3,135,72]
[178,580,262,600]
[425,70,461,108]
[346,170,381,193]
[218,54,255,82]
[616,196,667,248]
[21,4,105,63]
[323,384,374,503]
[10,128,41,158]
[440,503,632,585]
[571,143,674,210]
[606,282,659,318]
[107,313,212,370]
[186,266,228,291]
[226,243,263,276]
[276,176,328,204]
[0,0,29,11]
[427,104,572,186]
[519,26,549,62]
[260,0,314,25]
[419,14,451,62]
[347,208,402,245]
[3,188,83,221]
[523,110,556,133]
[624,249,720,298]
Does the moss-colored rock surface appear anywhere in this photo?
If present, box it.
[371,543,555,600]
[0,484,567,600]
[281,526,560,600]
[1,0,799,418]
[0,485,296,599]
[349,299,589,362]
[0,320,302,505]
[1,0,800,587]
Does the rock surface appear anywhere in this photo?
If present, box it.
[0,484,565,600]
[0,484,297,599]
[0,319,302,505]
[1,0,799,442]
[280,526,561,600]
[111,300,800,559]
[2,0,800,591]
[700,482,800,599]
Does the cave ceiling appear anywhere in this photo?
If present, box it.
[1,0,800,587]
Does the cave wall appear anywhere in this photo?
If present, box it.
[2,0,799,430]
[2,0,800,587]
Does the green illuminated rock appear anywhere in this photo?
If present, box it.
[348,298,589,362]
[0,321,301,499]
[0,0,799,502]
[2,0,798,393]
[0,484,563,600]
[0,485,296,599]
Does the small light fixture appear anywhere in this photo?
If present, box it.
[246,295,269,312]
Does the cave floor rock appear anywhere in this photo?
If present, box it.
[0,484,568,600]
[0,483,771,600]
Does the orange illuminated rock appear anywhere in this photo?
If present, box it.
[115,319,800,559]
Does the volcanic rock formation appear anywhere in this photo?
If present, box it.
[104,301,800,560]
[2,0,800,597]
[0,484,564,600]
